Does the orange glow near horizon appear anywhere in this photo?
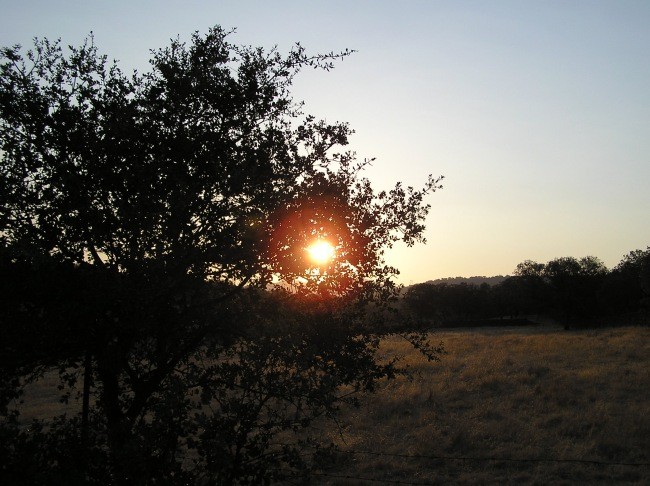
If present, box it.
[306,240,335,266]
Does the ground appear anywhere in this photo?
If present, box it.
[14,324,650,485]
[312,324,650,485]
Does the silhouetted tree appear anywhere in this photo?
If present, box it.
[513,260,545,278]
[494,277,529,318]
[402,283,440,325]
[500,261,545,316]
[403,282,495,326]
[599,249,648,315]
[543,256,608,327]
[0,28,442,484]
[640,253,650,310]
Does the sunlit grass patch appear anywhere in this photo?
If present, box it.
[316,325,650,485]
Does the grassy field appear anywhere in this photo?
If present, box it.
[14,325,650,484]
[312,325,650,485]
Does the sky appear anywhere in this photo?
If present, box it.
[2,0,649,284]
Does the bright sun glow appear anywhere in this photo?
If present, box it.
[307,240,335,265]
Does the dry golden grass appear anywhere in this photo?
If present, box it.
[314,325,650,485]
[13,326,650,484]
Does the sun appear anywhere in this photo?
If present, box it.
[306,240,335,265]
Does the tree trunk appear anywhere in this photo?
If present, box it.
[97,356,133,484]
[81,350,92,444]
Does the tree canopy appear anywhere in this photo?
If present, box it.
[0,27,439,293]
[0,27,442,484]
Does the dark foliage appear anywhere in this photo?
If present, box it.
[0,27,443,484]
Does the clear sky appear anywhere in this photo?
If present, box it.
[2,0,649,283]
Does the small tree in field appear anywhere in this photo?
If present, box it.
[0,27,442,484]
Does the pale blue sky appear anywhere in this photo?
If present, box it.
[2,1,649,282]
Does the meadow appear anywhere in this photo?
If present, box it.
[312,325,650,485]
[16,325,650,485]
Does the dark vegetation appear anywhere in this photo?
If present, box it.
[0,28,443,484]
[402,250,650,329]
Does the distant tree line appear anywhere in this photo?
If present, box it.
[402,248,650,329]
[423,275,507,287]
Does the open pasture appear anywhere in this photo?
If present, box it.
[14,325,650,484]
[315,325,650,485]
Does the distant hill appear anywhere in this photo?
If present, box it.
[424,275,508,287]
[399,276,509,295]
